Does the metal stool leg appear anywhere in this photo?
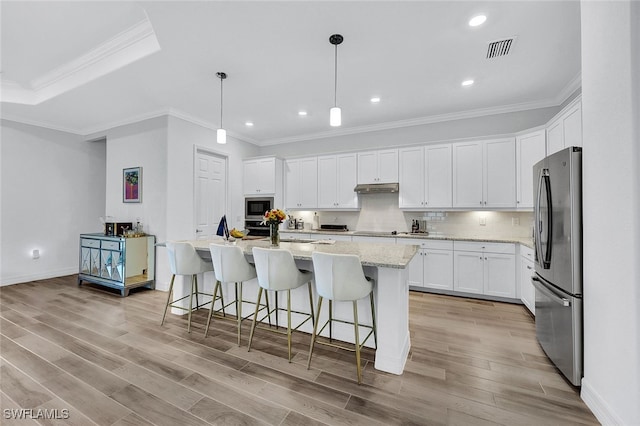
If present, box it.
[204,280,222,337]
[287,289,292,362]
[161,274,176,326]
[194,274,199,309]
[353,300,362,384]
[264,290,272,327]
[307,296,323,369]
[236,282,243,346]
[187,275,195,333]
[329,300,333,342]
[370,292,377,348]
[307,283,315,327]
[247,287,264,352]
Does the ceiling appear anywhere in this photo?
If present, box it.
[0,1,581,145]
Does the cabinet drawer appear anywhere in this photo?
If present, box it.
[398,238,453,251]
[520,245,534,260]
[454,241,515,254]
[102,241,122,251]
[81,239,100,248]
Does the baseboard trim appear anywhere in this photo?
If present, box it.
[0,268,78,286]
[581,378,626,425]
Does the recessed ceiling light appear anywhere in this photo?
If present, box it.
[245,121,254,127]
[461,79,474,87]
[298,111,308,116]
[370,97,381,103]
[468,15,487,27]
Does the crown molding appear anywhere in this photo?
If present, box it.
[166,108,260,145]
[0,114,84,135]
[259,97,562,146]
[554,72,582,104]
[0,17,160,105]
[81,108,171,136]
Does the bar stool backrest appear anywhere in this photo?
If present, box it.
[209,243,256,283]
[252,247,303,291]
[311,252,372,301]
[166,241,212,275]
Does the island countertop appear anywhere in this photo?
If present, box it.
[188,238,419,269]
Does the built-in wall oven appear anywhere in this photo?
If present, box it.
[245,197,273,237]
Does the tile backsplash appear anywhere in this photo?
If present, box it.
[287,193,533,238]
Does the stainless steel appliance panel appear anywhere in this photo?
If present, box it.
[533,147,582,295]
[532,275,583,386]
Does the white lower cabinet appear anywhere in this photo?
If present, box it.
[453,241,516,298]
[398,239,453,290]
[519,245,535,315]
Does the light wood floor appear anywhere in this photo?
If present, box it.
[0,276,598,425]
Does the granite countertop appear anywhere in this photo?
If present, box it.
[188,238,418,269]
[279,228,534,249]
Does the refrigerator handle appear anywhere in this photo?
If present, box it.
[532,276,571,307]
[534,169,544,265]
[542,171,553,268]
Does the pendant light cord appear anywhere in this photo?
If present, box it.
[333,44,338,107]
[219,76,224,128]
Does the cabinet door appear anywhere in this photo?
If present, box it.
[299,157,318,208]
[520,256,535,315]
[317,155,338,208]
[453,251,484,294]
[546,120,563,155]
[357,151,378,184]
[284,159,301,209]
[484,253,516,298]
[257,158,276,193]
[484,138,516,208]
[453,142,483,208]
[377,149,399,183]
[399,146,424,208]
[243,160,260,195]
[516,131,546,209]
[424,249,454,290]
[406,250,424,287]
[336,154,358,208]
[563,102,582,148]
[425,144,452,208]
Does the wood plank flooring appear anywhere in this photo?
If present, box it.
[0,276,598,425]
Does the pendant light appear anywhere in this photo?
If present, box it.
[329,34,343,127]
[216,72,227,144]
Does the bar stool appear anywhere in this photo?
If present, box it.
[162,241,222,333]
[206,243,267,346]
[307,252,377,384]
[248,247,315,362]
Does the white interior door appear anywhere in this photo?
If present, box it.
[195,150,227,240]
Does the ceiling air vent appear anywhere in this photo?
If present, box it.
[486,37,517,59]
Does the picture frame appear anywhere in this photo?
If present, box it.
[123,167,142,203]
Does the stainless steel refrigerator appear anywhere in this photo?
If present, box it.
[532,146,583,386]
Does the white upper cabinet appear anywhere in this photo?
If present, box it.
[516,130,546,209]
[453,138,516,209]
[399,144,452,209]
[317,153,358,209]
[285,157,317,209]
[244,157,280,195]
[357,149,398,184]
[546,97,582,155]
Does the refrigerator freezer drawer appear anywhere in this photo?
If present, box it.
[532,275,583,386]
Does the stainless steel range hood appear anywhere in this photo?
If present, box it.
[354,183,399,193]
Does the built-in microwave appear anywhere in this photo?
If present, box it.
[245,197,273,220]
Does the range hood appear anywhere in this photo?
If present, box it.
[354,183,399,193]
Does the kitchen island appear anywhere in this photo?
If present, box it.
[185,238,418,375]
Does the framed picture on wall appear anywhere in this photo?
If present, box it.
[123,167,142,203]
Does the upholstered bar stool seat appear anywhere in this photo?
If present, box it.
[307,251,377,384]
[207,243,268,346]
[248,247,315,362]
[162,241,222,333]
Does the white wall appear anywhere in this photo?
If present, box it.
[260,106,561,158]
[0,120,106,285]
[580,2,640,425]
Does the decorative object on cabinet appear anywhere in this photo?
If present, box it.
[216,71,227,144]
[78,233,155,296]
[329,34,343,127]
[123,167,142,203]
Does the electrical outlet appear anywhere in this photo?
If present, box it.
[32,249,40,259]
[479,216,486,226]
[512,217,520,226]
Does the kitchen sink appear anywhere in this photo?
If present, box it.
[280,238,315,243]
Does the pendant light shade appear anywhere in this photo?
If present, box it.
[216,72,227,144]
[329,34,343,127]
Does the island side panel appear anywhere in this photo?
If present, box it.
[368,265,411,375]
